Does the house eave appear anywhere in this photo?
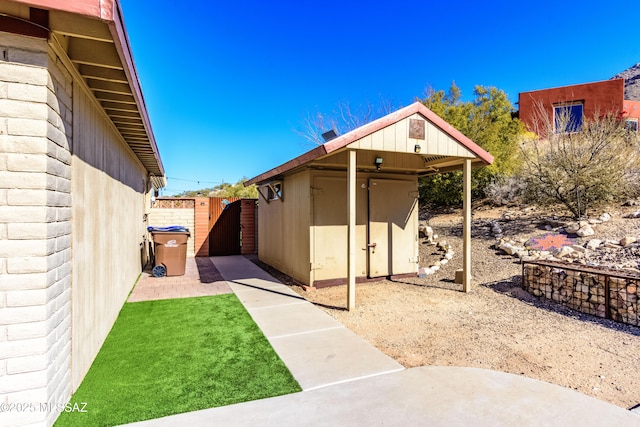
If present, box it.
[1,0,165,179]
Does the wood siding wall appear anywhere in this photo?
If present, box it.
[346,113,475,158]
[258,171,311,283]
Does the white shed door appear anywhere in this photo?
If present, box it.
[368,179,418,277]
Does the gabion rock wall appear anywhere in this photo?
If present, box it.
[523,261,640,327]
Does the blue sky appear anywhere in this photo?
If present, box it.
[119,0,639,195]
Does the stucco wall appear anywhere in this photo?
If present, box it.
[519,79,625,135]
[70,63,149,394]
[148,207,195,256]
[0,33,73,427]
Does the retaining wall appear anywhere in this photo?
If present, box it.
[522,260,640,326]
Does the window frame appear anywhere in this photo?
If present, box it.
[625,118,639,132]
[258,180,283,203]
[553,101,584,134]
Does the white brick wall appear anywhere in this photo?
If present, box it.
[0,33,72,426]
[149,208,196,256]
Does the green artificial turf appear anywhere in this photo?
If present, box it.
[55,294,301,426]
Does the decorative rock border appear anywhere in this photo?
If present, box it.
[418,240,455,277]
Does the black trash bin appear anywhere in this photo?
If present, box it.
[148,226,190,277]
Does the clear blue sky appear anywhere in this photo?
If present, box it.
[119,0,639,195]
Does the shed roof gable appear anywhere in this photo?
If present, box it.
[247,102,493,185]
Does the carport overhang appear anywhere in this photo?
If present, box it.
[247,102,494,310]
[1,0,165,184]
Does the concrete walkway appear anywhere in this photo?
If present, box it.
[126,256,640,426]
[210,255,404,390]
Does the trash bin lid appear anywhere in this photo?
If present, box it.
[147,225,190,233]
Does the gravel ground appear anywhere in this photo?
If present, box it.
[266,205,640,409]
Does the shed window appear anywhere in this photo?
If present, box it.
[262,181,283,202]
[554,102,583,133]
[625,118,638,132]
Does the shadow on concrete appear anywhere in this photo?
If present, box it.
[195,257,225,283]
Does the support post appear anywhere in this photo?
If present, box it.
[462,158,472,292]
[347,150,356,310]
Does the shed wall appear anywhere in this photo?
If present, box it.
[309,172,369,283]
[257,171,310,284]
[309,171,418,284]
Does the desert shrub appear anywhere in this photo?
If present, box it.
[520,109,640,218]
[485,176,527,206]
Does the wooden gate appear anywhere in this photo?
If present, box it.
[208,198,257,256]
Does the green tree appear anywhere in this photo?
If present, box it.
[419,83,525,206]
[174,178,258,198]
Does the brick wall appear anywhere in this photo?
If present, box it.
[240,199,257,254]
[194,197,209,257]
[0,33,72,426]
[149,206,196,256]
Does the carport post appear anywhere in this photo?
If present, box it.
[347,149,356,310]
[462,158,472,292]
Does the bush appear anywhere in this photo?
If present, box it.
[485,176,527,206]
[520,110,640,218]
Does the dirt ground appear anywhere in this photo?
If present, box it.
[275,204,640,409]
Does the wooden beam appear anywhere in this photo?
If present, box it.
[68,39,122,69]
[50,11,112,42]
[86,79,132,95]
[111,119,144,130]
[107,110,140,119]
[462,158,472,292]
[347,149,356,310]
[101,101,137,112]
[78,65,128,83]
[93,91,136,104]
[118,129,148,136]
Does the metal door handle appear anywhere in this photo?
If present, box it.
[367,243,377,248]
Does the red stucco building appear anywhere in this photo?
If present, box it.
[518,78,640,136]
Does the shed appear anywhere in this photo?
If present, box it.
[246,102,493,309]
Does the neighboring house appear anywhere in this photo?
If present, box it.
[518,78,640,136]
[1,1,165,426]
[246,102,494,309]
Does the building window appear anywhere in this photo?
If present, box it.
[261,181,283,202]
[554,102,583,133]
[625,118,638,132]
